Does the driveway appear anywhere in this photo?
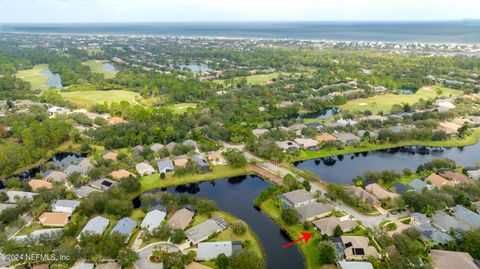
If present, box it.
[135,242,181,269]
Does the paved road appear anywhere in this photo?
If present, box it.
[135,242,180,269]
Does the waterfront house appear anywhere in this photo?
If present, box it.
[275,141,301,153]
[452,205,480,229]
[191,155,211,172]
[196,241,243,261]
[466,169,480,180]
[438,121,462,135]
[313,216,357,236]
[44,170,68,182]
[425,173,453,188]
[90,178,118,191]
[39,212,70,227]
[77,216,110,241]
[207,152,227,165]
[315,133,338,143]
[64,165,87,176]
[168,208,195,230]
[28,179,53,192]
[78,158,94,171]
[337,261,374,269]
[135,162,156,176]
[296,203,334,222]
[408,179,433,192]
[110,169,134,180]
[186,216,227,244]
[440,171,472,185]
[429,250,477,269]
[7,191,37,203]
[52,199,80,214]
[294,138,319,151]
[174,155,190,168]
[157,159,175,174]
[334,132,361,144]
[391,182,411,195]
[344,187,381,207]
[111,217,137,243]
[339,236,379,260]
[279,189,316,208]
[141,209,167,232]
[365,183,399,200]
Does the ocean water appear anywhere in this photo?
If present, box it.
[1,21,480,43]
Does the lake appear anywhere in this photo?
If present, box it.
[41,69,63,88]
[141,175,305,269]
[293,142,480,185]
[102,62,117,73]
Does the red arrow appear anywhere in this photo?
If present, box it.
[282,232,312,249]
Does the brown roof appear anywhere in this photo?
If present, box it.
[440,171,472,185]
[102,151,118,161]
[110,169,134,180]
[39,212,70,227]
[430,250,477,269]
[207,152,226,162]
[365,183,399,200]
[426,173,454,187]
[108,116,127,124]
[28,180,53,191]
[96,262,121,269]
[168,208,194,230]
[313,216,357,236]
[345,186,381,207]
[31,264,49,269]
[186,262,212,269]
[315,133,337,142]
[174,157,189,168]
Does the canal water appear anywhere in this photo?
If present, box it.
[41,69,63,88]
[293,142,480,185]
[141,175,305,269]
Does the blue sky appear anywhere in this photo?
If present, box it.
[1,0,479,23]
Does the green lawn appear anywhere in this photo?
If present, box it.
[16,64,51,90]
[166,102,198,114]
[339,86,463,114]
[214,72,289,85]
[60,90,141,107]
[83,60,118,79]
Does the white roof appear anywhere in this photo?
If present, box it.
[141,209,167,232]
[7,191,37,203]
[196,241,235,260]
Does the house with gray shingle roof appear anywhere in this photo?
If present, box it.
[44,170,68,182]
[295,203,334,222]
[6,191,37,203]
[165,142,177,152]
[334,132,360,144]
[14,228,64,243]
[157,159,174,174]
[453,205,480,229]
[431,211,470,233]
[90,178,118,191]
[132,145,145,156]
[411,213,430,225]
[74,186,100,198]
[196,241,243,261]
[279,189,316,208]
[0,203,16,214]
[111,217,137,243]
[408,179,433,192]
[150,143,164,153]
[141,209,167,232]
[77,216,110,241]
[52,200,80,214]
[186,216,227,244]
[191,155,211,173]
[416,223,454,245]
[64,165,87,176]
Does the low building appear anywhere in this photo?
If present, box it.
[435,100,456,112]
[453,205,480,229]
[64,165,87,176]
[7,191,37,203]
[168,208,195,230]
[340,236,379,260]
[296,203,334,222]
[207,152,227,165]
[252,128,269,137]
[74,186,100,198]
[141,209,167,232]
[77,216,110,241]
[96,262,122,269]
[466,169,480,180]
[28,179,53,192]
[429,250,477,269]
[157,159,175,174]
[196,241,243,261]
[111,217,137,243]
[39,212,70,227]
[191,155,211,173]
[44,171,67,182]
[334,132,360,144]
[78,158,94,171]
[408,179,433,192]
[344,187,381,207]
[279,189,316,208]
[391,182,411,195]
[294,138,319,151]
[132,145,145,156]
[108,116,127,124]
[186,216,227,244]
[165,142,177,152]
[425,173,453,188]
[71,260,94,269]
[431,211,470,233]
[275,141,300,153]
[315,133,338,143]
[101,151,118,161]
[0,203,17,214]
[150,143,165,153]
[416,223,454,245]
[174,155,189,168]
[337,261,374,269]
[14,228,63,243]
[186,262,213,269]
[411,212,430,225]
[90,178,118,191]
[184,139,198,150]
[52,200,80,214]
[365,183,399,200]
[440,171,472,185]
[135,162,156,176]
[313,216,357,236]
[438,121,462,135]
[110,169,134,180]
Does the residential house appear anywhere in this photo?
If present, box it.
[157,159,175,174]
[416,223,454,245]
[294,138,319,151]
[337,261,374,269]
[110,169,134,180]
[28,179,53,192]
[411,213,430,225]
[44,171,67,182]
[365,183,399,200]
[429,250,477,269]
[184,139,199,150]
[96,262,122,269]
[64,165,87,176]
[279,189,316,208]
[186,262,213,269]
[132,145,145,156]
[360,115,388,122]
[440,171,472,185]
[277,101,294,108]
[334,132,361,144]
[135,162,156,176]
[0,203,17,214]
[344,187,381,207]
[101,151,118,161]
[357,130,379,138]
[408,179,433,192]
[14,228,63,243]
[150,143,165,153]
[90,178,119,191]
[174,155,190,168]
[7,191,37,203]
[165,142,177,152]
[52,200,80,214]
[340,236,379,260]
[296,203,334,222]
[466,169,480,180]
[111,217,137,243]
[73,186,100,198]
[108,116,127,124]
[71,260,95,269]
[186,216,227,244]
[252,128,269,137]
[168,208,195,230]
[39,212,70,227]
[315,133,338,143]
[438,122,462,135]
[435,100,456,112]
[425,173,454,188]
[275,141,301,153]
[191,155,211,173]
[77,216,110,241]
[78,158,94,171]
[313,216,357,236]
[431,211,470,233]
[453,205,480,229]
[391,182,411,195]
[141,209,167,232]
[196,241,243,261]
[31,264,49,269]
[207,152,227,166]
